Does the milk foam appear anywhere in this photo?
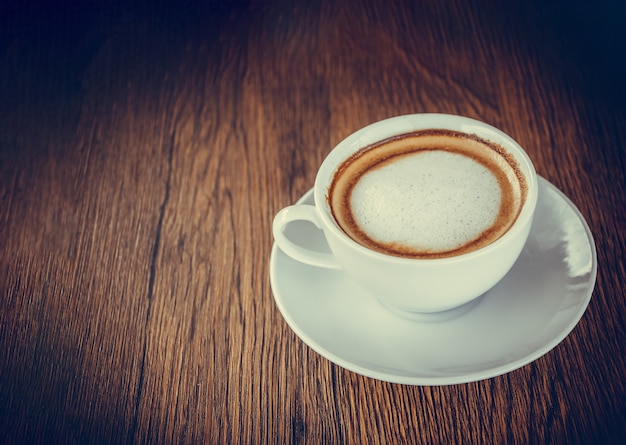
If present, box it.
[350,150,502,252]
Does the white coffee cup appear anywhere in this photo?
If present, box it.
[273,114,538,315]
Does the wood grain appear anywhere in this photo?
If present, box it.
[1,0,624,443]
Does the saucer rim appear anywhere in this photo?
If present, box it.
[269,176,597,385]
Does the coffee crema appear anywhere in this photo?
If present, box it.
[328,129,527,259]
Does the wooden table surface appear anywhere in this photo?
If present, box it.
[1,1,625,443]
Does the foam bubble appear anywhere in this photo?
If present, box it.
[350,150,502,252]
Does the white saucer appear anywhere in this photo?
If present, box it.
[269,177,597,385]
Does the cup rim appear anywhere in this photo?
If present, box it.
[313,113,539,265]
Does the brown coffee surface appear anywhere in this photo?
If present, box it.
[328,129,527,258]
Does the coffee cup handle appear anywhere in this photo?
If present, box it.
[272,205,342,270]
